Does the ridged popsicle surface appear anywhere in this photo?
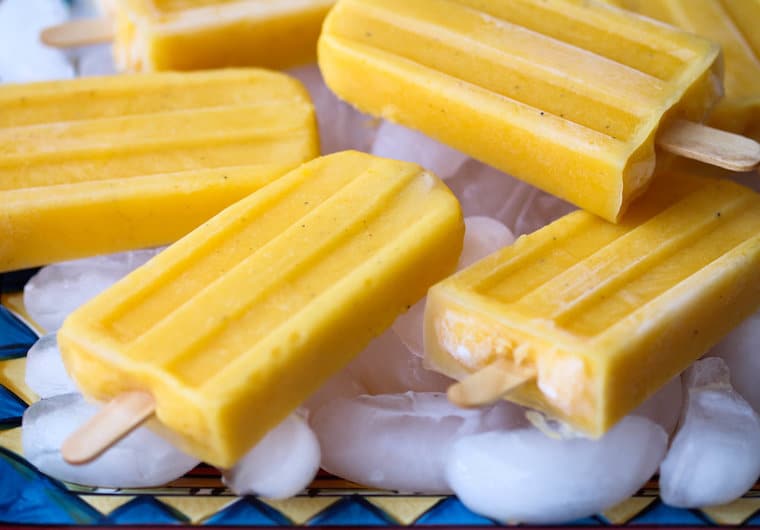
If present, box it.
[0,69,318,271]
[319,0,722,221]
[425,173,760,436]
[59,151,464,467]
[606,0,760,140]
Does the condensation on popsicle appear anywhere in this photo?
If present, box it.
[58,151,465,468]
[318,0,724,222]
[424,171,760,438]
[104,0,336,72]
[0,69,318,273]
[605,0,760,141]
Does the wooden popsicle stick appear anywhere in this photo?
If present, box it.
[61,391,155,465]
[658,119,760,172]
[447,359,536,408]
[40,18,113,48]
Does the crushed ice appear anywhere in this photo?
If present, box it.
[223,414,320,499]
[0,0,74,83]
[710,309,760,414]
[447,416,668,524]
[25,333,78,399]
[393,216,513,358]
[310,392,526,494]
[371,121,469,180]
[23,394,199,488]
[24,248,164,332]
[659,358,760,508]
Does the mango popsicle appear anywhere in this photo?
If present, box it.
[604,0,760,142]
[58,151,465,468]
[424,171,760,438]
[53,0,336,71]
[0,69,318,273]
[318,0,725,222]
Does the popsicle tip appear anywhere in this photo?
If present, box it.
[40,18,113,48]
[447,359,536,409]
[61,391,156,465]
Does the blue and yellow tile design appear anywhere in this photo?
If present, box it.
[1,270,760,527]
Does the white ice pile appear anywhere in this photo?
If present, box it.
[223,414,320,500]
[0,0,74,83]
[307,216,524,493]
[447,415,668,524]
[22,247,321,494]
[76,44,117,77]
[25,333,78,399]
[311,392,526,494]
[67,0,116,78]
[392,216,514,358]
[659,358,760,508]
[371,121,469,180]
[24,248,165,332]
[348,330,453,395]
[446,159,576,236]
[22,394,199,488]
[288,65,378,155]
[633,375,683,436]
[710,310,760,414]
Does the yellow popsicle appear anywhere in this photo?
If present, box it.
[0,69,318,272]
[109,0,336,72]
[605,0,760,141]
[58,151,465,468]
[425,171,760,437]
[318,0,723,222]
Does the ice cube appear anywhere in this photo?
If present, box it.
[24,248,164,332]
[70,0,101,18]
[659,358,760,508]
[393,216,513,358]
[223,414,320,500]
[22,394,199,488]
[0,0,74,83]
[350,330,453,395]
[709,310,760,414]
[310,392,526,494]
[288,65,378,155]
[458,216,514,269]
[371,121,468,180]
[25,334,78,399]
[633,375,683,436]
[446,415,667,524]
[76,44,117,77]
[302,364,368,415]
[446,160,575,236]
[391,300,427,359]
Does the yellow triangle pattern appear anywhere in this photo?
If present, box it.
[0,427,22,455]
[262,497,341,525]
[1,293,43,335]
[602,496,656,525]
[0,357,37,404]
[156,496,238,524]
[79,495,135,516]
[701,498,760,525]
[367,496,445,525]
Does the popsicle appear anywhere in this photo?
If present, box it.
[424,171,760,438]
[0,69,318,273]
[58,151,465,468]
[603,0,760,141]
[42,0,336,72]
[319,0,760,222]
